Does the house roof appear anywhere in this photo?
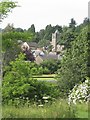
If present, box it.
[27,42,38,47]
[39,54,58,60]
[21,42,38,48]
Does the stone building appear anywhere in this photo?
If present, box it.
[51,30,60,52]
[50,30,64,54]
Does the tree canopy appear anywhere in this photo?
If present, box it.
[0,0,18,22]
[57,25,88,97]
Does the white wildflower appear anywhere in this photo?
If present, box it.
[42,96,50,100]
[38,104,43,107]
[68,79,89,104]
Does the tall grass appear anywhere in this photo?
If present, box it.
[2,99,76,118]
[75,102,88,118]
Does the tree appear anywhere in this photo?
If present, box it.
[57,26,88,97]
[28,24,35,33]
[2,53,36,102]
[38,29,45,40]
[0,0,19,68]
[53,25,62,33]
[38,39,50,47]
[34,32,40,43]
[2,26,35,66]
[0,0,18,22]
[40,59,61,74]
[15,27,24,32]
[59,26,77,49]
[69,18,76,30]
[2,31,34,41]
[3,23,15,32]
[83,17,90,25]
[3,38,21,66]
[44,24,53,40]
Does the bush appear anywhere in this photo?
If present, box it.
[2,53,59,105]
[40,59,61,74]
[43,67,50,74]
[68,77,90,105]
[31,67,38,75]
[38,67,43,75]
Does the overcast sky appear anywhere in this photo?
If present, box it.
[1,0,89,31]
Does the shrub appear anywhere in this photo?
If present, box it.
[2,53,59,105]
[40,59,61,74]
[43,67,50,74]
[68,77,90,105]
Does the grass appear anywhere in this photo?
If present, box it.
[2,99,89,118]
[2,99,76,118]
[76,102,89,118]
[36,77,55,80]
[33,74,56,81]
[33,74,56,78]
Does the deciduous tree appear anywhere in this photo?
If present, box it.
[0,0,18,22]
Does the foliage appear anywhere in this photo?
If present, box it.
[3,23,15,32]
[2,53,33,102]
[2,31,34,41]
[57,26,88,97]
[0,0,18,21]
[68,77,90,105]
[38,39,50,47]
[40,59,61,74]
[33,24,62,43]
[43,24,54,40]
[2,53,59,104]
[2,38,21,66]
[2,29,34,65]
[28,24,35,33]
[69,18,76,30]
[58,27,78,48]
[83,17,90,26]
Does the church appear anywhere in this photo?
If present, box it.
[20,29,64,64]
[50,29,64,54]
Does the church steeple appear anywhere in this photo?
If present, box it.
[51,30,60,52]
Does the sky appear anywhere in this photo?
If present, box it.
[1,0,89,31]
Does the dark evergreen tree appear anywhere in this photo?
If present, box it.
[28,24,35,33]
[69,18,76,30]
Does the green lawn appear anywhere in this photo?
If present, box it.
[36,77,55,80]
[33,74,56,81]
[33,74,55,77]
